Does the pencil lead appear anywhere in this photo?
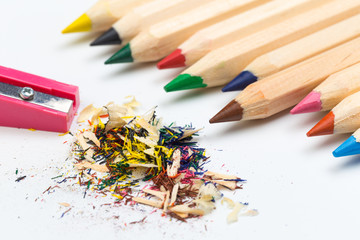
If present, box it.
[62,13,92,34]
[157,49,186,69]
[105,44,133,64]
[290,91,322,114]
[164,74,207,92]
[333,135,360,157]
[209,100,243,123]
[307,111,335,137]
[91,27,122,46]
[222,71,258,92]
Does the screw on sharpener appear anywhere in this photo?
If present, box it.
[0,65,80,132]
[19,87,34,100]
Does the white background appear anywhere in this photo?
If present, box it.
[1,1,359,239]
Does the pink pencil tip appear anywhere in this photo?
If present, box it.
[157,49,186,70]
[290,91,322,114]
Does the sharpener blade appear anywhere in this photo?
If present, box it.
[0,81,73,113]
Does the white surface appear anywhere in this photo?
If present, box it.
[1,1,360,240]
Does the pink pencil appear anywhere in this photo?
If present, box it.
[291,62,360,114]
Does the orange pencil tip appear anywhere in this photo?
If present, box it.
[307,111,335,137]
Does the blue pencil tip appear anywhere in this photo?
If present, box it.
[222,71,258,92]
[333,135,360,157]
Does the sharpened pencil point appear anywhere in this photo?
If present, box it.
[291,91,322,114]
[210,100,243,123]
[105,43,133,64]
[222,71,258,92]
[62,13,92,33]
[307,111,335,137]
[164,74,207,92]
[157,49,186,69]
[333,135,360,157]
[91,27,122,46]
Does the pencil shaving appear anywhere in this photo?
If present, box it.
[76,133,95,162]
[221,197,235,209]
[198,183,222,200]
[74,161,109,173]
[142,188,166,200]
[194,196,216,213]
[82,131,101,147]
[69,99,253,222]
[133,197,163,209]
[169,204,205,216]
[58,202,71,207]
[105,103,127,132]
[78,104,96,123]
[180,128,203,140]
[90,108,107,126]
[127,163,158,168]
[170,183,179,206]
[173,212,189,219]
[211,180,238,190]
[163,191,170,212]
[123,96,140,111]
[167,149,181,177]
[227,202,246,224]
[76,133,90,150]
[240,209,259,217]
[204,171,239,180]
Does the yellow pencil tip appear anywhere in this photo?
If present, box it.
[62,13,92,33]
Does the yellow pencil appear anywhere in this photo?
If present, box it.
[62,0,152,34]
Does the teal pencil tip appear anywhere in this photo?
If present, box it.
[164,74,207,92]
[105,43,133,64]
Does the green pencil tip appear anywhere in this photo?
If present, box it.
[164,74,207,92]
[105,43,133,64]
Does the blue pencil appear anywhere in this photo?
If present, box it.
[222,71,258,92]
[333,130,360,157]
[222,14,360,92]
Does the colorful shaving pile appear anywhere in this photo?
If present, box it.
[71,98,257,222]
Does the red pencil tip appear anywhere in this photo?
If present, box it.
[307,111,335,137]
[157,49,186,69]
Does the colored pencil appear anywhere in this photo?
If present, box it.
[307,91,360,137]
[223,14,360,92]
[164,0,360,92]
[333,128,360,157]
[157,0,328,69]
[208,37,360,124]
[105,0,268,64]
[291,62,360,114]
[91,0,212,46]
[62,0,152,34]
